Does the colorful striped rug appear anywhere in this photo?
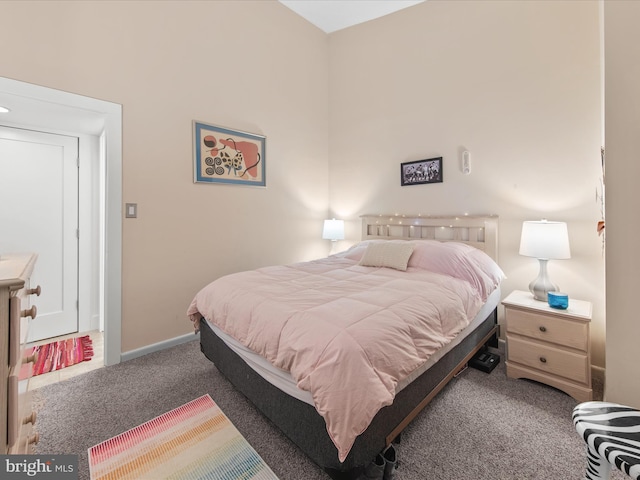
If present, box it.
[29,335,94,376]
[88,394,279,480]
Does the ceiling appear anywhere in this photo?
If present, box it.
[278,0,425,34]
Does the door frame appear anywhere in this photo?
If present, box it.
[0,77,122,366]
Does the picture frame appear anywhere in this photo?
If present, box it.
[193,121,266,186]
[400,157,443,186]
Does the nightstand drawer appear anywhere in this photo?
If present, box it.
[506,308,588,351]
[507,336,589,384]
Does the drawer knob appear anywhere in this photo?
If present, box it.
[23,353,38,364]
[28,432,40,445]
[27,285,41,296]
[539,326,547,333]
[540,357,547,363]
[23,411,37,425]
[21,305,37,319]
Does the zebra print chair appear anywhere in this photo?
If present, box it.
[573,401,640,480]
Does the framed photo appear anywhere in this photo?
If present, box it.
[193,121,266,186]
[400,157,443,186]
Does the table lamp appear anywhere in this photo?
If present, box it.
[322,219,344,242]
[519,220,571,301]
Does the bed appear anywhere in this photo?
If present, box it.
[188,214,504,477]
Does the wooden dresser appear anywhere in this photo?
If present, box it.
[503,289,593,402]
[1,253,40,454]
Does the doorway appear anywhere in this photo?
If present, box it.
[0,76,122,366]
[0,127,80,341]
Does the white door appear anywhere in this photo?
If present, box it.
[0,126,79,341]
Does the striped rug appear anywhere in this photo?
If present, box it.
[29,335,94,376]
[88,394,279,480]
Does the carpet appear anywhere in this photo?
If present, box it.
[29,335,94,376]
[88,394,279,480]
[32,340,629,480]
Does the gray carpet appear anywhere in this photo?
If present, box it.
[32,339,625,480]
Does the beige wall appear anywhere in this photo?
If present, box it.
[0,0,331,352]
[604,1,640,406]
[328,1,606,367]
[1,0,609,372]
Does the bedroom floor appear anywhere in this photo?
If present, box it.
[27,330,104,391]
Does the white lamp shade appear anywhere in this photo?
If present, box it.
[519,220,571,260]
[322,219,344,241]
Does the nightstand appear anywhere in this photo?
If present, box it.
[502,290,592,402]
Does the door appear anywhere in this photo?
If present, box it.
[0,126,79,341]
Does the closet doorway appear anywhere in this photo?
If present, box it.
[0,126,80,342]
[0,77,122,366]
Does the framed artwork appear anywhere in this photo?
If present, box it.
[193,121,266,186]
[400,157,443,186]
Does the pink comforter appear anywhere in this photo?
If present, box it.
[187,255,484,462]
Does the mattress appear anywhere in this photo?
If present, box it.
[205,286,501,406]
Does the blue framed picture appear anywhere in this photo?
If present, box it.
[193,121,266,186]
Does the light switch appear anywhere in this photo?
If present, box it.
[125,203,137,218]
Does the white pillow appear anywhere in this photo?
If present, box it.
[358,242,415,271]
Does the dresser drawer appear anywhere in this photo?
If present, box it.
[1,253,39,454]
[7,374,36,451]
[507,335,590,384]
[506,307,588,351]
[7,374,20,448]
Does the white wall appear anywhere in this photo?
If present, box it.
[604,1,640,406]
[328,1,606,367]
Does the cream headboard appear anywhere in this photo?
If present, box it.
[361,214,499,262]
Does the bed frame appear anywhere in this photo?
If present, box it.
[360,214,498,261]
[199,215,500,478]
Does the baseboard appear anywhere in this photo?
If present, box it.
[591,364,605,384]
[79,313,101,335]
[121,332,200,362]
